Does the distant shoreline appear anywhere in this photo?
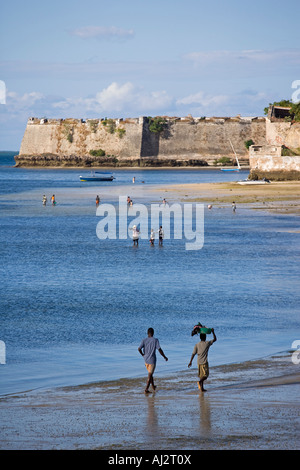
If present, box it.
[153,180,300,215]
[12,164,250,171]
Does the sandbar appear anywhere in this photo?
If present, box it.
[154,181,300,214]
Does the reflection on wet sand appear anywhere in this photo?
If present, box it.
[145,396,159,443]
[198,394,211,438]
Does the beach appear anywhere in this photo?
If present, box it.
[2,0,300,454]
[0,351,299,450]
[68,177,300,213]
[1,164,299,451]
[154,180,300,215]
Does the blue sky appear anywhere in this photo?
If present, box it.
[0,0,299,149]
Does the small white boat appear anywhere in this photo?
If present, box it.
[237,179,270,185]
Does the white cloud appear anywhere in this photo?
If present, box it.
[0,85,276,149]
[95,82,136,111]
[0,91,46,132]
[52,82,173,115]
[7,91,44,106]
[95,82,172,112]
[176,91,228,108]
[2,91,47,118]
[69,26,134,41]
[0,84,271,132]
[174,88,271,118]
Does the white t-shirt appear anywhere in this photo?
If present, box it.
[132,228,139,240]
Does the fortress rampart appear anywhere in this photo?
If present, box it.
[15,115,266,167]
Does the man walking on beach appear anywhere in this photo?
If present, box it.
[188,328,217,391]
[138,328,168,394]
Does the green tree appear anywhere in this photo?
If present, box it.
[264,99,300,121]
[116,128,126,139]
[264,99,292,115]
[291,102,300,121]
[214,156,232,165]
[102,119,116,134]
[63,123,73,143]
[245,139,254,150]
[148,117,167,134]
[89,149,106,157]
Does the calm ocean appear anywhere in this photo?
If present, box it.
[0,152,299,395]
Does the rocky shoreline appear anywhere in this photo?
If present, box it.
[14,154,300,180]
[14,153,240,169]
[249,169,300,181]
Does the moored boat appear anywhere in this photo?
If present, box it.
[220,138,241,172]
[79,171,115,182]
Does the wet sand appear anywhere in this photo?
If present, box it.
[155,181,300,214]
[4,179,299,216]
[58,179,300,215]
[0,353,299,450]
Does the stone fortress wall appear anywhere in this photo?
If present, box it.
[16,115,266,167]
[249,106,300,180]
[16,110,300,179]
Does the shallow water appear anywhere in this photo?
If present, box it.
[0,154,299,396]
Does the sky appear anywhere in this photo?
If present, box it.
[0,0,299,150]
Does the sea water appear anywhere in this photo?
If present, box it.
[0,153,299,395]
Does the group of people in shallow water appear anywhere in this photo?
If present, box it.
[98,194,165,247]
[131,225,164,247]
[42,194,56,206]
[128,195,165,246]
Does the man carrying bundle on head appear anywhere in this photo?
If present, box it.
[188,324,217,392]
